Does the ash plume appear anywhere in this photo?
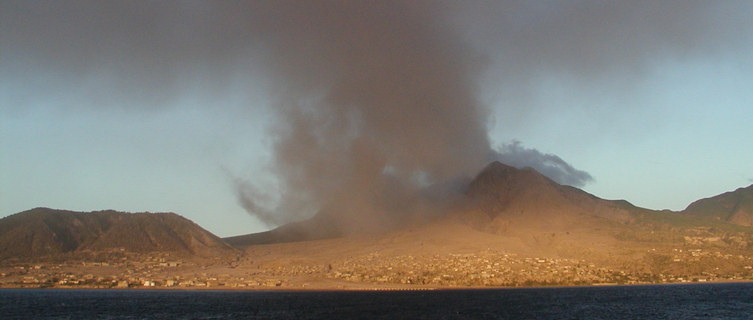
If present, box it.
[5,1,749,231]
[491,141,593,188]
[235,0,750,230]
[238,1,492,230]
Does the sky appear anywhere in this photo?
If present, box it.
[2,1,752,237]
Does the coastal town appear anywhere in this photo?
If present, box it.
[2,246,752,290]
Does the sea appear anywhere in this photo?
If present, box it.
[2,283,752,319]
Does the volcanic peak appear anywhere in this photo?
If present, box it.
[466,161,556,198]
[461,161,635,228]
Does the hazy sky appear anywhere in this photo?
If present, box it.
[2,1,752,237]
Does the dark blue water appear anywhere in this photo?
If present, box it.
[2,283,752,319]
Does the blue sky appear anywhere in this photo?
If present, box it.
[2,1,752,237]
[489,56,753,211]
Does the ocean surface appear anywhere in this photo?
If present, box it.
[2,283,752,319]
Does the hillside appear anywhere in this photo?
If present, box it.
[462,161,637,230]
[3,163,753,289]
[0,208,236,260]
[683,184,753,226]
[229,161,644,247]
[225,162,753,265]
[225,212,342,246]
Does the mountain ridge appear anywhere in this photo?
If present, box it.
[464,161,636,223]
[4,163,752,257]
[227,161,647,246]
[0,208,237,260]
[683,184,753,226]
[3,163,753,289]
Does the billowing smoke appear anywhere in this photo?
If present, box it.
[235,0,750,230]
[491,141,593,187]
[5,1,749,231]
[237,1,492,230]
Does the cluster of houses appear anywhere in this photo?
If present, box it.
[323,248,753,287]
[2,246,752,289]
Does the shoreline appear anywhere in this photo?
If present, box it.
[3,279,752,292]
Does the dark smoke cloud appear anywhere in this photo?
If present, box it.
[491,141,593,187]
[449,1,753,129]
[0,1,260,112]
[236,1,492,229]
[457,1,752,80]
[4,1,751,230]
[235,0,751,229]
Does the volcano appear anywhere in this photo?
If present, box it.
[3,162,753,289]
[460,161,638,233]
[226,161,642,247]
[210,162,753,288]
